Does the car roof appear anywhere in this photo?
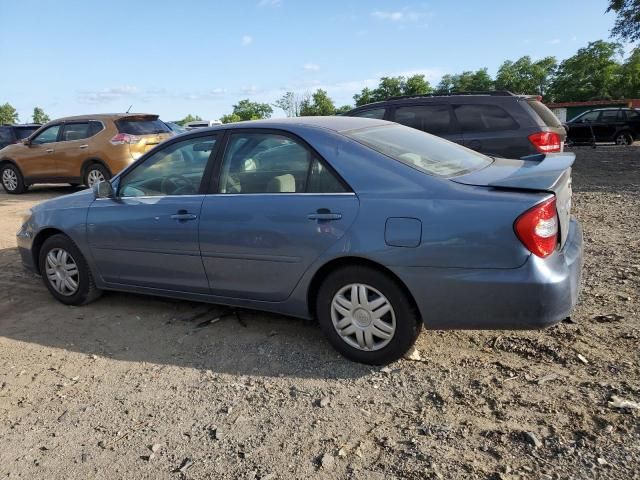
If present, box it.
[201,116,390,133]
[47,113,159,123]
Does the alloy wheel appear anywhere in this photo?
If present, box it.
[331,283,396,351]
[45,248,80,296]
[2,168,18,191]
[615,134,631,146]
[87,169,105,187]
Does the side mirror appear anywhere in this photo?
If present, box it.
[92,180,114,199]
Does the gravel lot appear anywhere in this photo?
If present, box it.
[0,145,638,479]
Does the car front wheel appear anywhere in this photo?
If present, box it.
[1,164,27,194]
[39,234,102,305]
[316,266,422,365]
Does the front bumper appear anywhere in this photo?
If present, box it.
[395,218,584,330]
[17,223,37,274]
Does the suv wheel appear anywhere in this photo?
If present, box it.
[39,234,102,305]
[1,164,27,194]
[84,163,110,187]
[316,266,422,365]
[615,132,633,146]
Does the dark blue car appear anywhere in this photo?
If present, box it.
[17,117,583,364]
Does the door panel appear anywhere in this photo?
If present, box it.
[57,122,94,177]
[199,194,359,301]
[20,124,61,177]
[87,196,209,292]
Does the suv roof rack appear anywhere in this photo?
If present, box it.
[387,90,516,101]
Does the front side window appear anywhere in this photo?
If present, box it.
[61,122,91,141]
[31,125,61,145]
[119,135,218,197]
[394,105,452,134]
[453,104,519,132]
[345,124,491,178]
[572,111,600,123]
[351,108,386,119]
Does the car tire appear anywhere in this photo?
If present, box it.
[614,132,633,146]
[83,163,111,188]
[316,266,422,365]
[39,233,102,306]
[1,163,27,194]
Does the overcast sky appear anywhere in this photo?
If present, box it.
[0,0,628,122]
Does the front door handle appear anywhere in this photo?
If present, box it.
[307,210,342,221]
[171,210,198,221]
[79,144,88,149]
[46,149,54,153]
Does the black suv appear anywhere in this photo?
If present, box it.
[344,91,566,158]
[0,124,41,150]
[565,108,639,146]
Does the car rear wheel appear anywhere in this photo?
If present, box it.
[39,234,102,305]
[1,164,27,194]
[316,266,422,365]
[84,163,110,188]
[615,132,633,146]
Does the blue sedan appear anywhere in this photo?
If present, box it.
[16,117,583,364]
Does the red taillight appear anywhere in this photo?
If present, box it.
[514,197,558,258]
[528,131,561,153]
[110,133,141,145]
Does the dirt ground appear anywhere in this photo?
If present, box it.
[0,145,638,480]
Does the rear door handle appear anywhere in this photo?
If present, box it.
[46,149,54,153]
[79,144,88,149]
[171,210,198,221]
[307,211,342,221]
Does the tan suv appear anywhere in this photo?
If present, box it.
[0,113,173,194]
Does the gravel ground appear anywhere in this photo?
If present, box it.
[0,145,638,479]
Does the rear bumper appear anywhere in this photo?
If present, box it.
[395,218,583,330]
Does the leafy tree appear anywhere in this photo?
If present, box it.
[353,74,432,106]
[607,0,640,42]
[495,56,557,96]
[435,69,494,94]
[0,103,19,124]
[300,89,336,116]
[335,105,353,114]
[177,114,202,126]
[32,107,50,124]
[618,47,640,98]
[549,40,623,101]
[221,99,273,123]
[274,91,309,117]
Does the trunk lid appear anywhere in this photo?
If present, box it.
[452,152,574,247]
[115,114,173,158]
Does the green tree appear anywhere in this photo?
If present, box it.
[221,99,273,123]
[549,40,623,101]
[177,114,202,126]
[274,91,308,117]
[607,0,640,43]
[353,87,376,107]
[495,56,557,96]
[435,74,455,94]
[335,105,353,114]
[618,47,640,98]
[32,107,50,124]
[435,69,494,94]
[0,103,19,124]
[353,74,432,106]
[403,74,432,96]
[300,89,336,116]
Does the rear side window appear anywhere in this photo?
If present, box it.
[116,118,171,135]
[599,110,619,122]
[89,121,104,136]
[14,127,39,140]
[350,108,386,119]
[0,127,15,143]
[346,124,491,178]
[394,105,452,134]
[527,100,563,128]
[627,110,640,119]
[454,104,519,132]
[61,122,91,141]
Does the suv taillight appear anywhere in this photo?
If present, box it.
[528,131,561,153]
[514,197,558,258]
[110,133,141,145]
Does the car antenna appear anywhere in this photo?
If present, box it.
[126,104,133,113]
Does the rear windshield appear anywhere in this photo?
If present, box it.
[345,124,492,178]
[14,126,40,140]
[528,100,563,128]
[0,127,15,142]
[116,118,170,135]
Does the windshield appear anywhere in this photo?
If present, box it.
[345,124,492,178]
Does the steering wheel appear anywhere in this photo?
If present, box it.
[161,174,196,195]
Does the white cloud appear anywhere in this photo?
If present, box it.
[371,7,427,23]
[303,63,320,71]
[258,0,282,7]
[77,86,138,104]
[241,35,253,46]
[549,38,561,45]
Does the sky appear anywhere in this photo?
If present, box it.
[0,0,630,122]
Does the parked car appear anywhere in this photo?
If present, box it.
[344,91,566,159]
[16,117,583,365]
[0,124,41,150]
[0,113,172,194]
[565,108,639,146]
[185,120,222,130]
[165,121,187,134]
